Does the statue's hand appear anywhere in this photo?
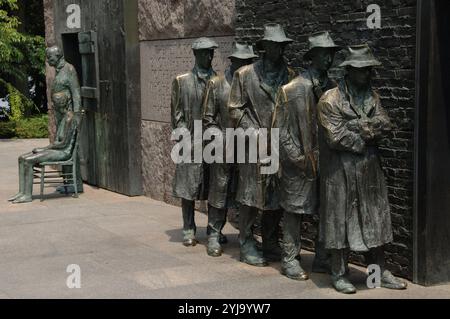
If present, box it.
[346,119,361,132]
[359,120,374,141]
[33,148,45,154]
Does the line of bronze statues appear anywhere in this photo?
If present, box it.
[171,23,408,294]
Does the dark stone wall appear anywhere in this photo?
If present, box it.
[235,0,417,279]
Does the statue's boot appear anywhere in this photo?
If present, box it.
[365,247,407,290]
[206,206,226,257]
[281,259,309,281]
[332,276,357,294]
[262,210,282,262]
[183,229,198,247]
[239,205,267,267]
[207,233,222,257]
[206,226,228,244]
[331,248,355,293]
[312,241,331,274]
[281,211,307,280]
[182,199,197,247]
[219,232,228,244]
[8,193,23,202]
[381,270,407,290]
[13,195,33,204]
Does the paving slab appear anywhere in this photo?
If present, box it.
[0,139,449,299]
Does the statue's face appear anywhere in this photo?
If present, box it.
[230,57,253,71]
[263,41,286,63]
[310,48,335,72]
[194,49,214,69]
[347,66,373,86]
[46,51,61,67]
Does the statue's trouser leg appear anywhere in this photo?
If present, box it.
[239,205,266,265]
[208,205,227,236]
[181,199,196,233]
[364,246,386,272]
[330,249,348,279]
[18,156,26,195]
[207,205,227,255]
[312,239,331,273]
[23,161,35,198]
[239,205,258,246]
[261,210,282,257]
[281,211,302,265]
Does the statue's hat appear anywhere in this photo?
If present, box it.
[228,42,259,60]
[304,31,341,60]
[192,37,219,51]
[339,44,382,68]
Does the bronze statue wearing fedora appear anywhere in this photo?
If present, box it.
[229,24,296,267]
[203,43,258,257]
[317,44,407,294]
[171,37,218,247]
[273,31,341,281]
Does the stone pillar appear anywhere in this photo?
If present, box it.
[139,0,236,205]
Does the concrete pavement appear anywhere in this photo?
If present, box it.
[0,139,449,299]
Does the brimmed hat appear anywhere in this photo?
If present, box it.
[304,31,341,60]
[192,37,219,51]
[339,44,382,68]
[228,42,259,60]
[259,23,294,44]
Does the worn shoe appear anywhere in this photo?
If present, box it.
[8,192,23,202]
[56,185,84,194]
[241,240,268,267]
[381,270,408,290]
[219,232,228,244]
[12,195,33,204]
[332,276,357,294]
[182,229,198,247]
[281,261,309,281]
[207,234,223,257]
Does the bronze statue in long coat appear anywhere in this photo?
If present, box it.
[171,38,218,246]
[273,31,341,281]
[229,24,296,267]
[203,43,258,257]
[317,44,407,294]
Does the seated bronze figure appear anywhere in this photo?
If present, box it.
[8,111,81,204]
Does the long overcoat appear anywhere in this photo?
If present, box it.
[317,80,393,251]
[228,60,295,211]
[171,67,216,201]
[203,68,237,209]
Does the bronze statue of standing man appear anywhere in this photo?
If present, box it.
[317,44,407,294]
[273,31,341,280]
[229,24,296,266]
[203,43,258,257]
[171,38,218,246]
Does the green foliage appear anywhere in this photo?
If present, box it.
[0,120,16,138]
[0,114,48,139]
[14,114,48,138]
[0,78,39,121]
[0,0,46,113]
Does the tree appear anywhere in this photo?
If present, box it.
[0,0,45,120]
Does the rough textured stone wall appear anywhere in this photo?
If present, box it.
[235,0,416,279]
[139,0,236,206]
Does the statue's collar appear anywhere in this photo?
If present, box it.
[254,59,288,87]
[192,65,215,82]
[55,59,66,73]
